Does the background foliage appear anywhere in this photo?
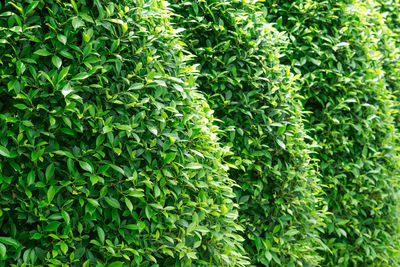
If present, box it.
[264,0,400,265]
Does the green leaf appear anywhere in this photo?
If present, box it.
[125,198,133,212]
[164,152,176,164]
[127,190,144,198]
[9,2,23,14]
[72,17,84,29]
[0,243,6,258]
[276,139,286,150]
[96,135,105,147]
[97,227,105,244]
[34,48,52,56]
[130,83,144,90]
[87,198,100,207]
[27,170,35,186]
[22,120,34,127]
[265,250,272,261]
[335,42,350,48]
[272,253,281,264]
[24,1,39,15]
[277,125,286,136]
[122,224,138,230]
[60,50,74,60]
[276,16,283,29]
[61,83,74,97]
[0,12,15,17]
[186,163,203,169]
[57,65,70,81]
[14,103,28,110]
[31,233,41,240]
[285,229,299,236]
[79,161,93,173]
[148,126,157,136]
[0,237,20,248]
[61,210,70,224]
[104,197,120,209]
[16,60,26,76]
[106,19,128,34]
[45,222,61,232]
[45,163,55,182]
[0,146,11,158]
[308,57,321,66]
[108,164,125,176]
[72,72,89,80]
[57,34,67,45]
[47,186,57,203]
[52,55,62,69]
[60,242,68,254]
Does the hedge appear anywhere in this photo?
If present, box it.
[264,0,400,265]
[1,0,400,266]
[0,0,247,265]
[171,0,325,265]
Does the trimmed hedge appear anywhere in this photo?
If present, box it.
[0,0,247,265]
[1,0,400,266]
[264,0,400,265]
[171,0,325,266]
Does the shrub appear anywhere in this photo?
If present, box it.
[264,0,400,265]
[0,0,247,265]
[171,1,325,265]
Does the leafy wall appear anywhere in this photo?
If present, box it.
[0,0,400,266]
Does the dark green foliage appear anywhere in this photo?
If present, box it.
[0,0,247,265]
[264,0,400,265]
[171,1,324,265]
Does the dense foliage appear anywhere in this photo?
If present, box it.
[1,0,400,266]
[171,1,324,266]
[0,0,247,265]
[264,0,400,265]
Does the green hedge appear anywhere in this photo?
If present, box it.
[0,0,247,265]
[171,1,325,265]
[264,0,400,265]
[1,0,400,266]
